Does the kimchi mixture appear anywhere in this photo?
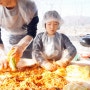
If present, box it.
[0,65,67,90]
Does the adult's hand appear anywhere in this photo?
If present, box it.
[0,50,8,70]
[0,58,8,70]
[8,45,23,63]
[7,45,24,71]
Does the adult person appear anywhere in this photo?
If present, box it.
[0,0,39,70]
[32,10,77,71]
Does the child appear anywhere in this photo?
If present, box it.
[32,10,77,71]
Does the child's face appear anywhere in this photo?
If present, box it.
[45,21,59,36]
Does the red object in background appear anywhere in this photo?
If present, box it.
[81,53,90,58]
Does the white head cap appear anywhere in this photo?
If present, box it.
[42,10,63,29]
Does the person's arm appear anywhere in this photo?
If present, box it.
[32,33,45,64]
[17,16,39,52]
[17,35,33,53]
[62,34,77,61]
[56,34,77,67]
[9,15,39,61]
[0,37,8,70]
[27,15,39,38]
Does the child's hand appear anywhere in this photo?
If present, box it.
[56,59,70,68]
[41,61,57,71]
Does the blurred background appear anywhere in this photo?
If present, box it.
[34,0,90,35]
